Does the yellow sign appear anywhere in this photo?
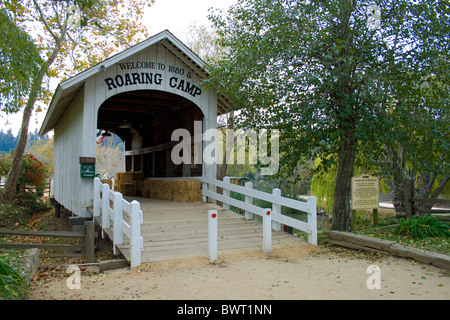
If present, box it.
[351,175,379,210]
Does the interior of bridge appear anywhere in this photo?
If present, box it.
[97,90,204,178]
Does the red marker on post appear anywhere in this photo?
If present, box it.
[208,210,218,261]
[263,209,272,254]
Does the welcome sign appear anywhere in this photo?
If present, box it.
[103,61,203,98]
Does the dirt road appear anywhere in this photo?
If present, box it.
[29,244,450,300]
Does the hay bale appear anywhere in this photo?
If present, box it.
[114,172,145,196]
[180,179,202,202]
[171,180,187,202]
[142,179,202,202]
[185,179,202,202]
[169,179,199,202]
[101,179,112,188]
[159,180,173,200]
[122,182,136,197]
[136,180,144,197]
[131,172,145,181]
[115,172,124,182]
[119,172,135,183]
[143,180,152,198]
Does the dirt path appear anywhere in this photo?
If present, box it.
[29,244,449,300]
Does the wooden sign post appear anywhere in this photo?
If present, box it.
[351,175,380,230]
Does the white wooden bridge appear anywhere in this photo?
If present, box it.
[93,177,317,267]
[115,198,309,264]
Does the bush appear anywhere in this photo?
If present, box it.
[394,215,450,239]
[0,152,48,194]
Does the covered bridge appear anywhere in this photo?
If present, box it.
[39,30,232,218]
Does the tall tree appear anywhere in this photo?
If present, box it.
[0,8,41,114]
[383,55,449,215]
[206,0,448,230]
[0,0,153,200]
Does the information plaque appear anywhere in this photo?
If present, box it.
[351,174,379,210]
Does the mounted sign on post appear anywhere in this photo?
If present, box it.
[80,157,96,179]
[351,174,380,230]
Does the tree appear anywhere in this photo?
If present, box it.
[184,23,224,63]
[0,129,18,154]
[0,0,153,200]
[28,135,54,177]
[206,0,448,230]
[0,8,41,114]
[382,56,449,215]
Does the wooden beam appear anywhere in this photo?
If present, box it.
[124,141,177,156]
[0,243,84,250]
[328,230,450,270]
[98,259,129,272]
[84,221,95,263]
[0,229,85,238]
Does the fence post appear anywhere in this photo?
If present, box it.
[202,182,207,202]
[307,196,317,245]
[50,179,54,198]
[263,209,272,254]
[208,209,218,261]
[93,178,100,218]
[129,200,141,268]
[223,176,230,210]
[84,221,95,263]
[272,188,282,231]
[245,182,253,220]
[102,183,110,231]
[113,192,123,255]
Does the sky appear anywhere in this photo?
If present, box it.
[1,0,237,136]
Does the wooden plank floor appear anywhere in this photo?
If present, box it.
[116,197,308,264]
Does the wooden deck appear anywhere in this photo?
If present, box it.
[113,197,308,264]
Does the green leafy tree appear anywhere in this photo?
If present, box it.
[382,62,449,215]
[28,135,54,177]
[0,0,153,200]
[0,8,41,114]
[207,0,448,230]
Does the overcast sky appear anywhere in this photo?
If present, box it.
[2,0,237,136]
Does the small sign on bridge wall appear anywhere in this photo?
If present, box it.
[351,174,379,210]
[80,157,96,178]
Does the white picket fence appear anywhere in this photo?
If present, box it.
[201,176,318,251]
[93,177,144,268]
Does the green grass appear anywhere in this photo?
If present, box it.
[394,215,450,239]
[0,192,52,299]
[0,253,27,300]
[356,215,450,255]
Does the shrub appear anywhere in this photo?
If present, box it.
[0,152,48,194]
[394,215,450,239]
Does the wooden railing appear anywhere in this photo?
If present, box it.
[394,196,450,218]
[0,223,95,261]
[201,176,317,246]
[93,177,143,268]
